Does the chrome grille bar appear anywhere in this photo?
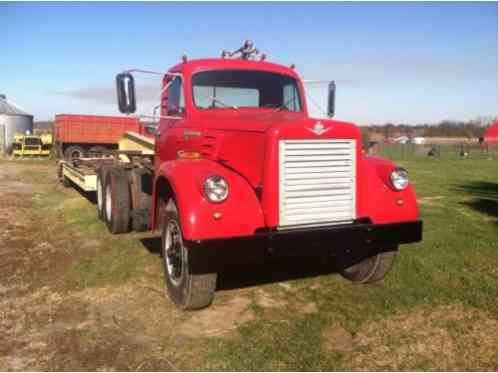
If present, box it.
[278,139,356,229]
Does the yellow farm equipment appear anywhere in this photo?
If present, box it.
[12,133,53,157]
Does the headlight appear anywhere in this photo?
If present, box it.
[390,167,409,191]
[204,175,229,203]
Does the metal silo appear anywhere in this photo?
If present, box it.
[0,94,34,154]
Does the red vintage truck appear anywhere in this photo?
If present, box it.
[59,42,422,310]
[54,114,156,159]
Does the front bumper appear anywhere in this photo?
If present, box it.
[187,220,423,272]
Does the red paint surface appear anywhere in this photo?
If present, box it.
[150,58,420,240]
[484,122,498,143]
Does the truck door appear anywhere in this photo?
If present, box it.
[156,76,186,163]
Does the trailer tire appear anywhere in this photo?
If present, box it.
[96,166,111,221]
[64,145,86,160]
[89,145,107,158]
[104,167,131,234]
[160,199,217,310]
[130,168,152,232]
[340,249,397,284]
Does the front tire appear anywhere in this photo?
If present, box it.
[340,249,397,283]
[160,199,217,310]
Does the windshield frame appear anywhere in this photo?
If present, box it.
[190,69,304,112]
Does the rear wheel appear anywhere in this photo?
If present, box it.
[130,168,152,232]
[340,249,397,283]
[104,167,131,234]
[64,145,86,160]
[160,199,217,310]
[96,166,111,221]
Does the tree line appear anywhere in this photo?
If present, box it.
[363,118,497,140]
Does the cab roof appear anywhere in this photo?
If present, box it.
[168,58,301,80]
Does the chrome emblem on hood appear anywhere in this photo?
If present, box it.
[306,121,331,136]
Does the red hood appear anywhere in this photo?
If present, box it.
[199,111,361,188]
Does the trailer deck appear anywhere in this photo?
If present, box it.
[58,131,155,191]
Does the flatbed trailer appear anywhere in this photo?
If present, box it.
[57,131,155,232]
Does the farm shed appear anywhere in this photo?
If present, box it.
[484,121,498,143]
[0,94,34,154]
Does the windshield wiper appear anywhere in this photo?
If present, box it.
[207,96,239,111]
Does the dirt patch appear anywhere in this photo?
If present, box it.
[323,324,354,352]
[348,305,498,371]
[254,288,318,316]
[179,295,255,338]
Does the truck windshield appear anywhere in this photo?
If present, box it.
[192,70,302,112]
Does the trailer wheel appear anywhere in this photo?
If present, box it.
[64,145,86,160]
[96,166,111,221]
[89,145,107,158]
[340,249,397,284]
[104,167,131,234]
[160,199,217,310]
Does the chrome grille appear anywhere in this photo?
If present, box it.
[278,139,356,229]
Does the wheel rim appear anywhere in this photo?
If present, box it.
[105,182,112,221]
[97,177,103,211]
[165,219,184,286]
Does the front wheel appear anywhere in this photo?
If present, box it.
[340,249,397,283]
[160,199,217,310]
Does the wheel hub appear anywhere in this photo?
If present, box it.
[165,220,184,286]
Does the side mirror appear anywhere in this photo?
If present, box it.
[327,81,336,118]
[116,72,136,114]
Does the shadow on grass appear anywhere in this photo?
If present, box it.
[139,236,388,291]
[140,236,161,256]
[216,256,341,291]
[455,181,498,220]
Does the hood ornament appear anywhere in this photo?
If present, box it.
[306,121,331,136]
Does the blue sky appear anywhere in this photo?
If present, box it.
[2,2,498,124]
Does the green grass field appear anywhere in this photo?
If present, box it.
[2,156,497,371]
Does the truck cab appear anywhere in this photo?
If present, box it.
[115,43,422,310]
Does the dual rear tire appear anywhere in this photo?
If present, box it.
[96,166,131,234]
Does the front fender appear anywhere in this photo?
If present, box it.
[357,156,419,224]
[154,159,265,240]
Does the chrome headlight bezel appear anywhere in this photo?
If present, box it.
[203,175,229,203]
[390,167,409,191]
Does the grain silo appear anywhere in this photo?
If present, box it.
[0,94,34,154]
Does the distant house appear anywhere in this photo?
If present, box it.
[484,121,498,143]
[412,137,426,145]
[392,136,409,144]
